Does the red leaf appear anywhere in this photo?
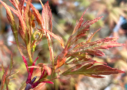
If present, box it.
[74,37,123,51]
[62,63,94,76]
[72,10,87,34]
[82,16,103,28]
[62,64,124,78]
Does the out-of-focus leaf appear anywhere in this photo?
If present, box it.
[0,65,9,90]
[9,0,19,9]
[0,40,12,57]
[10,41,26,50]
[90,0,127,29]
[120,50,127,60]
[115,60,127,71]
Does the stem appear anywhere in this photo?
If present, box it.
[27,42,33,63]
[46,34,55,74]
[25,9,33,63]
[25,28,33,63]
[39,0,44,8]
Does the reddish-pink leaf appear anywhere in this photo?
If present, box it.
[19,0,25,14]
[89,75,104,78]
[82,16,103,28]
[24,0,31,19]
[74,37,123,51]
[71,60,96,72]
[83,49,105,56]
[98,42,124,49]
[41,2,52,31]
[72,10,87,34]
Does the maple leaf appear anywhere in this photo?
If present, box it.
[62,63,124,78]
[55,10,124,77]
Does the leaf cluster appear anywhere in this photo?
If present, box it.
[0,0,125,89]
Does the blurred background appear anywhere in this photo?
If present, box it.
[1,0,127,90]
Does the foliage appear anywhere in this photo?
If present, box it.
[0,55,17,90]
[0,0,125,89]
[90,0,127,29]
